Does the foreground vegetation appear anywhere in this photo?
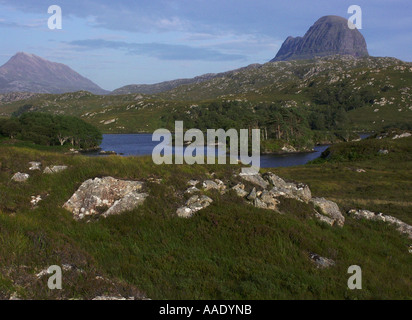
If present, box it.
[0,135,410,299]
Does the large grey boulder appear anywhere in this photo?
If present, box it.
[311,197,345,227]
[63,177,146,219]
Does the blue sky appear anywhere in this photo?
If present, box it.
[0,0,411,90]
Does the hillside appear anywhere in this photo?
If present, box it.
[0,133,410,299]
[1,56,411,137]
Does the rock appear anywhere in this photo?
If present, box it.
[184,186,200,195]
[378,149,389,155]
[30,195,43,208]
[392,132,411,140]
[294,183,312,203]
[44,165,68,174]
[231,183,248,197]
[11,172,29,182]
[177,195,213,218]
[28,162,41,170]
[309,252,335,269]
[253,198,268,209]
[247,187,257,201]
[349,209,412,239]
[202,180,219,190]
[356,169,366,173]
[103,192,148,217]
[263,172,288,188]
[259,191,280,210]
[240,173,269,189]
[187,180,199,187]
[314,211,335,226]
[63,177,146,219]
[311,198,345,227]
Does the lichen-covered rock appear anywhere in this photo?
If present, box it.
[247,187,257,201]
[349,209,412,239]
[314,211,335,226]
[11,172,29,182]
[231,183,248,197]
[177,195,213,218]
[63,177,146,219]
[311,197,345,227]
[44,165,68,174]
[240,173,269,189]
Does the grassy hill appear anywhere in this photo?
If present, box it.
[0,135,410,299]
[0,56,411,136]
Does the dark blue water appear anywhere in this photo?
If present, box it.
[97,134,329,168]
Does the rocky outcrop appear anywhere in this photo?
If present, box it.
[11,172,29,182]
[271,16,369,62]
[311,198,345,227]
[349,209,412,239]
[176,195,213,218]
[63,177,147,220]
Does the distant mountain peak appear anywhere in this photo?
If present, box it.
[271,15,369,62]
[0,52,108,94]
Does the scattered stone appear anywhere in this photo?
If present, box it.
[240,173,269,189]
[28,162,41,171]
[63,177,147,219]
[247,187,257,201]
[30,195,43,208]
[309,252,335,269]
[349,209,412,239]
[44,165,68,174]
[9,293,21,300]
[187,180,199,187]
[176,195,213,218]
[259,190,280,210]
[185,186,200,195]
[311,198,345,227]
[253,198,268,209]
[11,172,29,182]
[231,183,248,197]
[356,169,366,173]
[378,149,389,155]
[263,172,287,188]
[202,180,219,190]
[392,132,411,140]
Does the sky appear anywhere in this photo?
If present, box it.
[0,0,411,91]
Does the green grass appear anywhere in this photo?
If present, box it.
[0,136,411,299]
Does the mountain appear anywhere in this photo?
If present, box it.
[111,64,262,95]
[271,15,369,62]
[0,52,108,94]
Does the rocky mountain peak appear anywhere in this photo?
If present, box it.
[271,15,369,62]
[0,52,108,94]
